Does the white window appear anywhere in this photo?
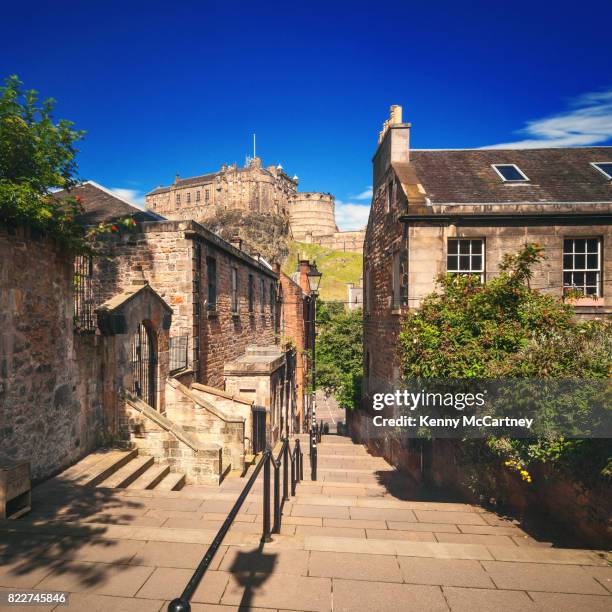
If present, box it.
[563,238,602,297]
[492,164,530,182]
[591,162,612,180]
[447,239,485,282]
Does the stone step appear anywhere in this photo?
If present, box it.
[127,461,171,490]
[76,449,139,487]
[0,518,605,566]
[97,455,154,488]
[156,471,186,491]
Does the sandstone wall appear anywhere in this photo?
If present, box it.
[0,226,105,481]
[308,230,365,253]
[289,193,337,241]
[93,220,278,389]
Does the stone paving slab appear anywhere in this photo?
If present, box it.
[332,578,448,611]
[365,529,435,542]
[290,505,350,519]
[528,591,612,611]
[136,567,228,604]
[55,592,165,611]
[435,532,516,547]
[387,521,459,533]
[398,557,495,588]
[481,560,609,594]
[487,545,606,566]
[442,585,538,611]
[220,572,331,611]
[308,551,402,583]
[218,547,309,576]
[37,562,155,598]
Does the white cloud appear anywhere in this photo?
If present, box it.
[350,186,373,200]
[110,187,146,209]
[485,88,612,149]
[335,200,370,231]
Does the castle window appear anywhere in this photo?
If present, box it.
[248,273,255,313]
[270,282,276,320]
[392,250,408,309]
[231,267,239,313]
[492,164,529,182]
[175,193,181,205]
[260,277,265,313]
[207,256,217,310]
[205,189,210,202]
[386,180,393,212]
[196,190,201,202]
[186,192,191,204]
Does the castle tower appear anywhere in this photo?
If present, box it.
[288,193,338,241]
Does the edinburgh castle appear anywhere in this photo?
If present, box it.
[145,156,365,260]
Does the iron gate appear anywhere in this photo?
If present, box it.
[131,322,157,407]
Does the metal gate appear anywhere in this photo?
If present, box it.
[131,322,157,407]
[252,406,267,454]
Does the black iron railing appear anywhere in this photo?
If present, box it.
[168,437,304,612]
[309,420,324,481]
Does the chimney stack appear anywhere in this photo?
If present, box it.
[298,259,312,295]
[174,173,180,184]
[373,104,410,186]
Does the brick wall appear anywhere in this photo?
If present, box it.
[277,268,308,430]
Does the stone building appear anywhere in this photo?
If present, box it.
[146,157,298,219]
[1,182,312,485]
[145,157,365,253]
[363,105,612,402]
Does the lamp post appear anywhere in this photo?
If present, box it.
[306,262,322,432]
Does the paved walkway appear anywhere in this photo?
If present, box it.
[1,435,610,611]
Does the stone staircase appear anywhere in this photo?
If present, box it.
[0,435,610,611]
[48,448,186,491]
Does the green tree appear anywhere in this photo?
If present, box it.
[398,243,611,485]
[315,301,363,410]
[0,75,132,251]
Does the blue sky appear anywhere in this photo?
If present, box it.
[2,1,611,229]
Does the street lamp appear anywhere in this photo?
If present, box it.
[307,262,322,294]
[307,262,322,430]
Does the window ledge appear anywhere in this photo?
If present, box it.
[207,310,218,318]
[391,308,404,316]
[565,297,602,307]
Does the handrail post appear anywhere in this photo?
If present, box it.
[262,449,272,543]
[291,448,296,496]
[273,459,281,533]
[295,439,301,483]
[311,431,317,481]
[168,598,190,612]
[283,441,289,501]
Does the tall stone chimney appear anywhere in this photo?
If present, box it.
[373,104,410,188]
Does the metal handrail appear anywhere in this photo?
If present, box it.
[168,437,304,612]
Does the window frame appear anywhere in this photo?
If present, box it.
[562,237,602,298]
[206,256,217,311]
[446,238,485,282]
[491,164,530,183]
[231,267,239,314]
[196,190,201,202]
[248,273,255,314]
[186,192,191,204]
[591,162,612,180]
[259,277,265,313]
[176,192,181,205]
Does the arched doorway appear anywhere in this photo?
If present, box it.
[130,322,157,408]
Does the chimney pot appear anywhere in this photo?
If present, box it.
[175,173,180,184]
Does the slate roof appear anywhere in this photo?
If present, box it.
[54,181,163,225]
[409,147,612,205]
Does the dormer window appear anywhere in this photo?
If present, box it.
[492,164,530,182]
[591,162,612,180]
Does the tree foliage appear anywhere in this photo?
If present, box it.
[398,243,611,485]
[0,75,131,251]
[315,301,363,410]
